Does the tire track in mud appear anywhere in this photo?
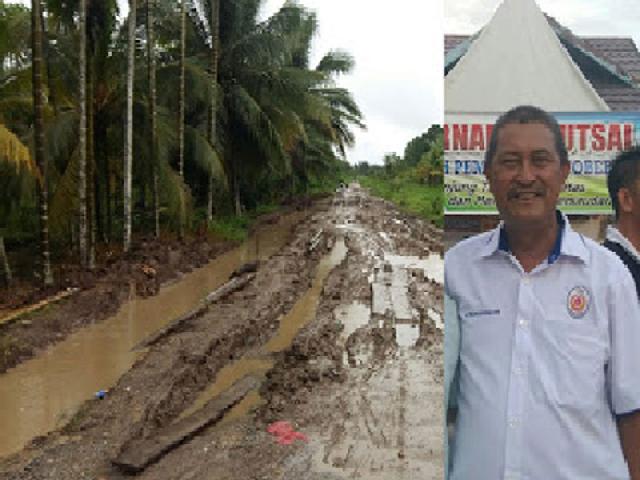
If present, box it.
[209,185,445,480]
[397,358,408,473]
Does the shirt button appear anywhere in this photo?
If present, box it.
[513,367,522,375]
[522,276,530,284]
[518,318,528,327]
[509,418,519,427]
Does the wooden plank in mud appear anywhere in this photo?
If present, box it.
[0,288,79,327]
[112,375,259,474]
[308,229,324,252]
[204,271,255,304]
[134,273,255,350]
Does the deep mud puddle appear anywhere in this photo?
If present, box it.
[170,237,348,428]
[0,212,305,459]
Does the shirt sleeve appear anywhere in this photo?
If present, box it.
[444,293,460,410]
[608,267,640,415]
[444,285,460,479]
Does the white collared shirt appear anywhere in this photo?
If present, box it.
[445,217,640,480]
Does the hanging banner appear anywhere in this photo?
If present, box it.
[444,112,640,214]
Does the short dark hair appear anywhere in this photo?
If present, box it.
[485,105,569,169]
[607,147,640,219]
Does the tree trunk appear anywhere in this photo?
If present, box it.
[78,0,88,266]
[104,129,112,242]
[179,0,186,180]
[209,0,220,218]
[207,173,213,222]
[234,162,241,216]
[31,0,54,286]
[96,112,109,243]
[147,0,159,238]
[0,237,11,287]
[178,0,186,238]
[40,3,57,115]
[209,0,219,145]
[153,166,159,237]
[87,61,96,269]
[124,0,136,252]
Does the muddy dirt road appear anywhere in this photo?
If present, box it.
[0,185,443,479]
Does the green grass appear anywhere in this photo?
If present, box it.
[253,203,279,217]
[358,176,443,228]
[208,215,252,242]
[206,202,283,243]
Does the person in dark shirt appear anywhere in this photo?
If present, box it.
[604,147,640,299]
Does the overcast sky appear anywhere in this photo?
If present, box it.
[446,0,640,49]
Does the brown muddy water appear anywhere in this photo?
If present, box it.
[0,211,306,459]
[174,237,348,426]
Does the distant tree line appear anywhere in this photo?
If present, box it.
[355,125,443,185]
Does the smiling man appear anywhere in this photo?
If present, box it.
[445,105,640,480]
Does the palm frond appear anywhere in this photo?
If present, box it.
[316,50,354,75]
[158,160,193,231]
[45,110,79,176]
[48,148,80,242]
[228,84,290,174]
[0,123,36,177]
[184,125,227,186]
[224,3,315,71]
[156,59,216,110]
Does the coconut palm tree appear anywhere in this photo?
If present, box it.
[78,0,87,265]
[208,0,220,219]
[215,1,319,210]
[31,0,54,286]
[178,0,186,180]
[178,0,186,237]
[147,0,159,237]
[214,3,364,207]
[124,0,136,252]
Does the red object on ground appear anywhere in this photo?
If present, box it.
[267,421,308,445]
[267,421,293,435]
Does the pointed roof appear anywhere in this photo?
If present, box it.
[445,0,609,112]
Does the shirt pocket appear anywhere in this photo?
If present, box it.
[538,320,607,413]
[458,308,504,368]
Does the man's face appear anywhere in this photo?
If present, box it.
[486,123,569,226]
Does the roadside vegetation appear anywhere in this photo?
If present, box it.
[355,126,444,228]
[0,0,364,288]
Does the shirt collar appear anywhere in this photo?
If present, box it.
[480,210,589,264]
[606,226,640,264]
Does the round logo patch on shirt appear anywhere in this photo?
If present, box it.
[567,286,590,319]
